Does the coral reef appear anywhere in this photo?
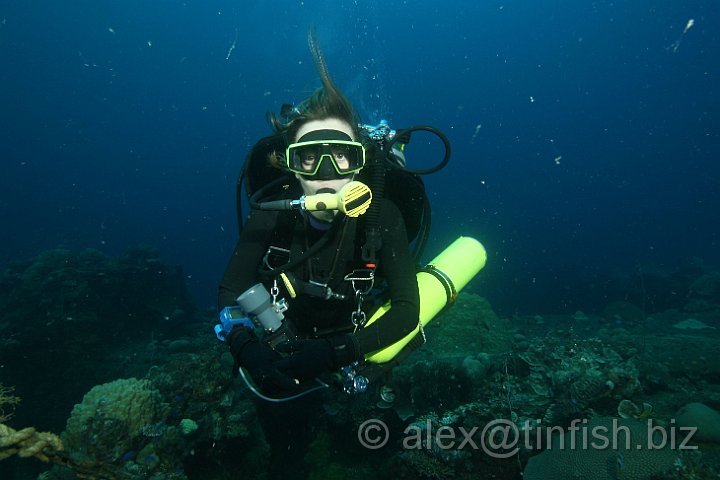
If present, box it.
[0,383,20,423]
[392,359,473,414]
[512,329,643,424]
[654,450,720,479]
[0,423,64,462]
[0,247,196,347]
[62,377,168,465]
[37,338,268,480]
[522,417,679,480]
[375,320,651,478]
[0,247,200,433]
[396,449,455,479]
[2,247,720,479]
[617,399,653,420]
[422,293,515,356]
[0,384,64,464]
[675,403,720,443]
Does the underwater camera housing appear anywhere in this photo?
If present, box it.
[235,283,297,349]
[214,283,297,349]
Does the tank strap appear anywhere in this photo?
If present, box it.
[419,264,457,314]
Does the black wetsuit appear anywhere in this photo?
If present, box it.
[218,196,420,478]
[218,198,420,355]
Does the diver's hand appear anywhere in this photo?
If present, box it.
[227,327,298,392]
[275,335,358,382]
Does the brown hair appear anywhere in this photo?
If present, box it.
[267,29,362,168]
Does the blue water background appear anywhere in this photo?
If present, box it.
[1,0,718,314]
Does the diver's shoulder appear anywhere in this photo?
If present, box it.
[379,198,404,222]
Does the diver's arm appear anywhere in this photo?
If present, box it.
[353,200,420,355]
[218,209,278,309]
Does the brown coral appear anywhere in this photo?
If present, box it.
[0,423,64,462]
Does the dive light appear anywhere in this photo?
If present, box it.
[254,181,372,218]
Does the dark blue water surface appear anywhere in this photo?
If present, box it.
[1,0,718,314]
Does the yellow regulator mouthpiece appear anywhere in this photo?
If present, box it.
[303,181,372,218]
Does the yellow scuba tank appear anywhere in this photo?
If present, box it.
[360,236,487,364]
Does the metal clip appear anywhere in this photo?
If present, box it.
[344,268,375,295]
[351,309,367,328]
[351,289,367,327]
[270,279,280,305]
[275,298,289,315]
[263,246,291,270]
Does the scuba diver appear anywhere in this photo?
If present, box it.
[217,32,421,475]
[218,54,420,398]
[215,30,482,478]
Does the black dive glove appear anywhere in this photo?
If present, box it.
[274,335,359,383]
[227,327,298,392]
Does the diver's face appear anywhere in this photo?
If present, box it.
[294,118,356,221]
